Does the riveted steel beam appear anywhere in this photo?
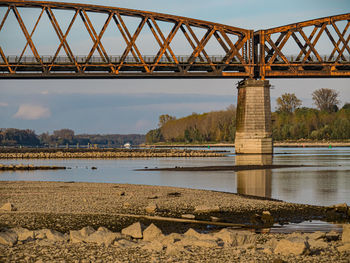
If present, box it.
[0,1,349,78]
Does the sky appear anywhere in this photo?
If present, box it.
[0,0,349,134]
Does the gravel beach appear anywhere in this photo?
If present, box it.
[0,181,349,262]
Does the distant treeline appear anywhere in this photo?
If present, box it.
[272,107,350,141]
[0,128,145,147]
[146,105,236,143]
[146,104,350,143]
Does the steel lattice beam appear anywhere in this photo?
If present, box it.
[0,0,349,79]
[255,13,350,78]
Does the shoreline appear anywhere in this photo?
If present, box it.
[1,181,349,262]
[136,164,313,172]
[0,148,224,159]
[143,142,350,148]
[1,181,346,232]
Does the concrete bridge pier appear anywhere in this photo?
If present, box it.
[234,79,273,154]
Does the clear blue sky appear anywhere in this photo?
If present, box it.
[0,0,349,134]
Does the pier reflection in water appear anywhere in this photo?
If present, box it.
[236,155,272,198]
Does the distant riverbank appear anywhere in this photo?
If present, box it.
[143,141,350,148]
[0,148,224,159]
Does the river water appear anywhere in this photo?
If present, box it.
[0,147,349,207]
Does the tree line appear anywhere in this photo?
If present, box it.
[146,88,350,143]
[0,128,145,147]
[146,105,236,143]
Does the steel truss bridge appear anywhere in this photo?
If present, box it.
[0,0,349,79]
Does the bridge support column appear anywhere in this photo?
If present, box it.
[235,79,273,154]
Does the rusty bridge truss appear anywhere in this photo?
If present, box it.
[0,0,349,79]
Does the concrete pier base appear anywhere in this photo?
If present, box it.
[234,79,273,154]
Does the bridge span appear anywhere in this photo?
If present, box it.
[0,1,349,153]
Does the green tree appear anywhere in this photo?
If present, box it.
[342,103,350,110]
[312,88,339,113]
[0,128,40,146]
[145,129,163,143]
[276,93,302,113]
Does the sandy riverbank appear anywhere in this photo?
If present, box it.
[1,181,349,262]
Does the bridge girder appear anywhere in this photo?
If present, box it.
[0,0,349,79]
[255,13,350,78]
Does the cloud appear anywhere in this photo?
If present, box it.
[0,102,8,107]
[13,104,51,120]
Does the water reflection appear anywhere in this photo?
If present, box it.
[236,155,272,198]
[1,148,350,206]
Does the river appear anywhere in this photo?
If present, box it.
[0,147,349,207]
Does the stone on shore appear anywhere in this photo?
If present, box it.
[181,214,195,220]
[85,228,121,246]
[0,203,17,211]
[70,226,96,243]
[337,243,350,252]
[274,238,310,255]
[80,226,95,237]
[184,228,202,239]
[145,203,158,214]
[142,223,163,241]
[210,216,220,222]
[45,229,66,242]
[306,231,326,241]
[0,231,17,246]
[308,239,328,249]
[213,229,256,247]
[159,233,183,246]
[121,222,143,239]
[342,224,350,243]
[11,227,34,242]
[70,230,85,243]
[34,229,48,239]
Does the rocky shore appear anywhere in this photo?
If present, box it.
[0,164,66,171]
[1,223,349,262]
[0,181,349,262]
[0,148,224,159]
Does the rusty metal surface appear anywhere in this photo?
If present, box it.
[255,13,350,79]
[0,0,349,79]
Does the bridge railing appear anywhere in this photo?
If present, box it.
[1,55,243,64]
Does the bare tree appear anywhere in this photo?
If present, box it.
[276,93,302,113]
[312,88,339,112]
[158,114,176,127]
